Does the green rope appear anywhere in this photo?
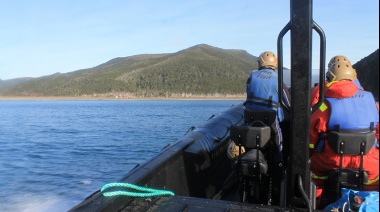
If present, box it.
[101,182,175,197]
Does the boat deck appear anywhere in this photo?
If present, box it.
[72,194,302,212]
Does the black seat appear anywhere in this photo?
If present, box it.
[244,109,277,127]
[327,131,375,155]
[244,109,281,149]
[321,131,375,207]
[230,125,271,148]
[230,109,284,204]
[230,125,271,176]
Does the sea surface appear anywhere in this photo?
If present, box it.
[0,99,243,212]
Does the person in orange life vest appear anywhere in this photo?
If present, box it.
[309,62,379,204]
[310,55,379,145]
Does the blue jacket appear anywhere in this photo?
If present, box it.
[326,89,379,132]
[353,79,363,90]
[244,69,290,121]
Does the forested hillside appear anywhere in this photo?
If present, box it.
[0,45,377,99]
[0,44,258,98]
[0,77,33,90]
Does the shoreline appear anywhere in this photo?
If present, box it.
[0,96,246,101]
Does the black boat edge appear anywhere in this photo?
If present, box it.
[69,102,299,211]
[70,103,238,210]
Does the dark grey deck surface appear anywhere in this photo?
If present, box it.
[74,195,306,212]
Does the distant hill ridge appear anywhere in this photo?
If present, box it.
[0,44,259,98]
[0,77,33,90]
[0,44,378,99]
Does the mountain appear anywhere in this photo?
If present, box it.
[0,45,377,99]
[353,49,379,100]
[0,77,33,90]
[0,44,260,98]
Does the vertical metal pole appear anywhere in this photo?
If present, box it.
[288,0,313,208]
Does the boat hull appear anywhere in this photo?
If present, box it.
[70,102,254,211]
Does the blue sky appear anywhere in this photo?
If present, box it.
[0,0,378,80]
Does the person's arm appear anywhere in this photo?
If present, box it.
[246,76,251,85]
[309,104,329,157]
[311,85,320,106]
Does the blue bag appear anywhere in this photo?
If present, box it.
[324,188,379,212]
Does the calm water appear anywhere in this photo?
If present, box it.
[0,99,242,212]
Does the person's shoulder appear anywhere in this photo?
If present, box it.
[258,68,276,73]
[325,80,358,98]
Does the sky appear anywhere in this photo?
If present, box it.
[0,0,378,80]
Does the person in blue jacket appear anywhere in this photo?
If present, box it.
[244,51,291,145]
[243,51,291,186]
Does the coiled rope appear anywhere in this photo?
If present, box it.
[101,182,175,197]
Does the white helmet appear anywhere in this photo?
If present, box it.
[227,141,246,159]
